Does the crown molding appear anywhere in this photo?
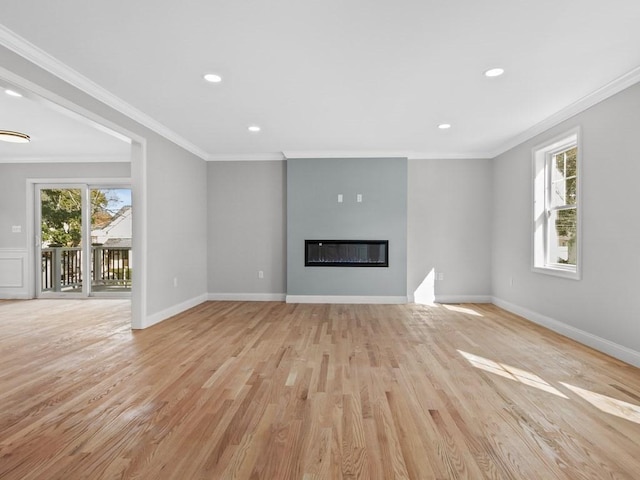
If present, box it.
[0,25,209,160]
[283,150,491,160]
[0,155,130,164]
[490,65,640,158]
[405,152,493,160]
[206,151,492,162]
[206,152,286,161]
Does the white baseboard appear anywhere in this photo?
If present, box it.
[286,295,408,304]
[208,293,286,302]
[0,292,31,300]
[434,295,492,304]
[142,293,208,329]
[492,297,640,368]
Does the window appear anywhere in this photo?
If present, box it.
[533,128,581,279]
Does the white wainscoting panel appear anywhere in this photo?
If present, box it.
[0,249,29,299]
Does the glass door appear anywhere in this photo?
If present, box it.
[36,184,132,298]
[90,188,132,294]
[37,186,86,296]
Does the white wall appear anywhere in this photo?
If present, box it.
[408,158,493,303]
[0,45,209,326]
[207,161,286,299]
[492,81,640,366]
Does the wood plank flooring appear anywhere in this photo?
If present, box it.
[0,299,639,479]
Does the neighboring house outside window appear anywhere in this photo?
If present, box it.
[532,127,581,279]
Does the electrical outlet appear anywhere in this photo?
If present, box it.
[11,225,22,233]
[436,272,444,281]
[258,270,264,279]
[173,277,178,287]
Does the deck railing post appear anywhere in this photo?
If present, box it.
[92,246,102,285]
[53,247,61,292]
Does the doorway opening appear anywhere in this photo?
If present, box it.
[2,66,146,327]
[36,184,132,298]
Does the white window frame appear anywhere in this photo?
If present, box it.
[532,127,582,280]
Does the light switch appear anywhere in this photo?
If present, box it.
[337,194,343,203]
[356,194,363,203]
[11,225,21,233]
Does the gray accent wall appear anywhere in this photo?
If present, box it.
[492,81,640,358]
[287,157,407,297]
[207,161,286,295]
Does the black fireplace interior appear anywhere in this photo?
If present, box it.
[305,240,389,267]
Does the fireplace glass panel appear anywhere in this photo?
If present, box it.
[305,240,388,267]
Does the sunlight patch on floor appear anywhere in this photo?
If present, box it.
[560,382,640,424]
[442,304,483,317]
[458,350,568,398]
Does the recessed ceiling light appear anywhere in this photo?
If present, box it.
[438,123,451,130]
[484,68,505,77]
[248,125,261,133]
[203,73,222,83]
[0,130,31,143]
[5,89,22,97]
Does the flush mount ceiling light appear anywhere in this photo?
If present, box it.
[438,123,452,129]
[5,89,23,97]
[248,125,261,132]
[484,67,505,77]
[0,130,31,143]
[203,73,222,83]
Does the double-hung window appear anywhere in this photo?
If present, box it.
[533,127,581,279]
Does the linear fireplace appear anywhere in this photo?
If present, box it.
[305,240,389,267]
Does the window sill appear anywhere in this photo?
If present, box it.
[532,265,581,280]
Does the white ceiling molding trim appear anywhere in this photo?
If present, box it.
[206,152,286,162]
[282,151,492,160]
[490,65,640,158]
[283,150,409,160]
[0,155,131,164]
[406,153,493,160]
[0,25,209,161]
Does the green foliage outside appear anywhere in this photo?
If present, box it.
[41,189,112,247]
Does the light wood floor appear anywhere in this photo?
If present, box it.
[0,300,639,479]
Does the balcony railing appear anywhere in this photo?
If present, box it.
[41,246,132,293]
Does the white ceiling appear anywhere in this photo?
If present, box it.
[1,0,640,160]
[0,85,131,163]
